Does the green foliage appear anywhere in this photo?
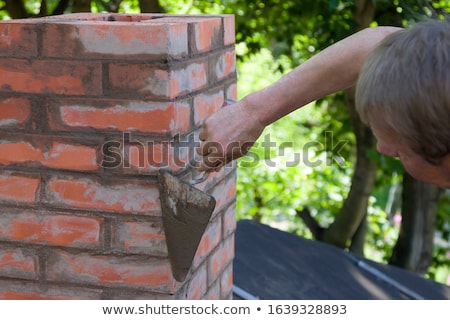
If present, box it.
[235,49,354,236]
[0,1,6,19]
[1,0,448,285]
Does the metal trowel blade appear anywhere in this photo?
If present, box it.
[158,170,216,282]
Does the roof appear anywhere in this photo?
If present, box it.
[233,219,450,300]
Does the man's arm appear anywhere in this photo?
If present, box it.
[197,26,402,171]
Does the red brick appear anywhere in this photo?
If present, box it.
[210,173,237,215]
[105,288,174,300]
[170,61,208,97]
[222,202,237,239]
[0,279,102,299]
[186,265,207,299]
[111,219,167,256]
[109,61,208,99]
[119,140,190,175]
[208,235,234,287]
[42,12,162,22]
[123,142,173,174]
[107,63,170,98]
[0,248,38,280]
[190,18,222,53]
[0,291,48,300]
[193,91,224,125]
[0,22,38,57]
[44,142,99,171]
[193,217,222,270]
[147,16,222,54]
[0,59,102,95]
[45,178,161,215]
[0,140,99,171]
[44,12,121,21]
[0,173,40,203]
[0,97,31,128]
[226,83,238,101]
[204,279,221,300]
[220,262,234,299]
[42,20,188,59]
[0,212,102,247]
[50,99,191,135]
[0,141,43,164]
[212,49,236,81]
[47,251,176,291]
[223,15,235,46]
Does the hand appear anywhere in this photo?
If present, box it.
[196,98,265,172]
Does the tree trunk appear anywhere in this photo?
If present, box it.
[72,0,91,12]
[139,0,162,13]
[389,172,443,274]
[349,212,367,256]
[321,87,377,248]
[39,0,47,16]
[298,0,377,249]
[4,0,28,19]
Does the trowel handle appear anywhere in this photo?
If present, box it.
[187,171,209,185]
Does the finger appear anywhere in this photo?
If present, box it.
[198,128,207,141]
[196,141,216,156]
[199,141,224,156]
[198,153,226,172]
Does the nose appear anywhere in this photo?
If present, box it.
[377,142,399,158]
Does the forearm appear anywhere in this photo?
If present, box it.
[244,26,402,126]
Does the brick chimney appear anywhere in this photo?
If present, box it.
[0,13,236,299]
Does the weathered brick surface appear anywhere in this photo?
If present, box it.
[0,97,32,128]
[42,21,189,59]
[0,173,40,204]
[0,248,38,280]
[0,138,100,171]
[0,22,39,57]
[0,12,236,300]
[208,235,235,288]
[185,264,208,299]
[44,177,161,215]
[111,219,168,256]
[46,250,176,291]
[0,279,103,299]
[0,59,103,95]
[0,211,102,247]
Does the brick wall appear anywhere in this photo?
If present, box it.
[0,13,237,299]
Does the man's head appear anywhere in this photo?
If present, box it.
[355,19,450,187]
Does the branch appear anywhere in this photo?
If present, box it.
[98,0,122,12]
[52,0,71,15]
[139,0,162,13]
[295,207,324,240]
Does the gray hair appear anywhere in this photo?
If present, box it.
[355,19,450,164]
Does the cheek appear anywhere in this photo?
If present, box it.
[377,142,399,158]
[399,154,432,182]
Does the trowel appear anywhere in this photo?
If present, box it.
[158,99,235,282]
[158,169,215,282]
